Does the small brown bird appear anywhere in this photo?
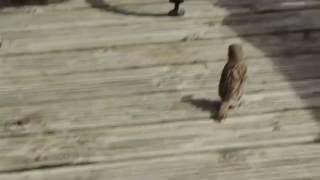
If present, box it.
[217,44,247,121]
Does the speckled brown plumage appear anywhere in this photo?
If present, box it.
[217,44,247,121]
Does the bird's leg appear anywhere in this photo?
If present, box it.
[229,98,243,109]
[217,101,230,121]
[168,0,185,16]
[237,90,245,107]
[232,100,244,108]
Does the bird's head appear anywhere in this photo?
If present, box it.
[228,44,243,62]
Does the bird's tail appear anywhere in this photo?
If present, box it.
[217,101,230,121]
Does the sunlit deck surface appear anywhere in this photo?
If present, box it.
[0,0,320,179]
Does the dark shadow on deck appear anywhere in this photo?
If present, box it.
[181,95,221,122]
[86,0,168,17]
[214,0,320,138]
[0,0,69,8]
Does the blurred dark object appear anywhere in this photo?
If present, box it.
[0,0,68,8]
[86,0,168,17]
[168,0,185,16]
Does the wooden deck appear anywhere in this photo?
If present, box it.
[0,0,320,179]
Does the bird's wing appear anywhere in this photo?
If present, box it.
[219,64,243,101]
[219,63,229,98]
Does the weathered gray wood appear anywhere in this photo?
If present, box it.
[1,8,319,54]
[1,52,319,107]
[1,144,320,179]
[1,78,319,138]
[61,0,320,17]
[1,31,320,78]
[0,0,320,179]
[0,107,318,172]
[1,0,319,17]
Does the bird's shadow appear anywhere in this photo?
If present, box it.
[86,0,169,17]
[181,95,221,122]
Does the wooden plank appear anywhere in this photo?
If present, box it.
[2,0,319,34]
[1,142,320,179]
[1,77,319,137]
[1,8,319,54]
[1,31,320,78]
[0,0,87,12]
[0,106,318,172]
[0,2,210,33]
[0,1,319,179]
[1,0,319,17]
[0,51,319,106]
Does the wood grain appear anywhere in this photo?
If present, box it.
[0,0,319,179]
